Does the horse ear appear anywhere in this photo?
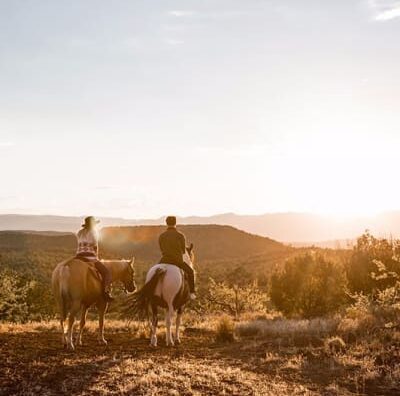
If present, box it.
[130,256,135,267]
[189,243,194,251]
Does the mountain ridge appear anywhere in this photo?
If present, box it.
[0,212,399,243]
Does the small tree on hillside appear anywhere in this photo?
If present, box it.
[347,231,400,294]
[270,252,347,318]
[205,278,268,318]
[0,270,35,323]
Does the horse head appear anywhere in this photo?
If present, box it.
[185,243,195,266]
[121,256,137,293]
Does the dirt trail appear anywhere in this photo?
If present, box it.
[0,322,394,395]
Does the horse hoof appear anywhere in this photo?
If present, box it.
[98,339,108,345]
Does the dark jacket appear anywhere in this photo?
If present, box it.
[159,227,186,265]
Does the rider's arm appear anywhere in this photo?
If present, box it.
[158,234,163,251]
[180,233,186,254]
[88,229,99,255]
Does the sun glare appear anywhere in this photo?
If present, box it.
[264,129,400,219]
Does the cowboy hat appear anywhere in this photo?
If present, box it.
[82,216,100,228]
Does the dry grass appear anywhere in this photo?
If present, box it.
[236,316,340,339]
[215,315,236,343]
[324,336,346,354]
[0,315,399,395]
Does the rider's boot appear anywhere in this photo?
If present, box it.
[103,286,114,302]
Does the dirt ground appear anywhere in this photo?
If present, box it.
[0,321,399,396]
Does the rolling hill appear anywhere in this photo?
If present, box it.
[0,211,399,243]
[100,225,287,262]
[0,224,288,260]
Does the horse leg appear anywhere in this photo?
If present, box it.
[58,291,68,348]
[175,308,183,345]
[60,318,67,348]
[150,303,158,347]
[97,301,109,345]
[76,305,89,346]
[66,301,80,350]
[165,305,175,347]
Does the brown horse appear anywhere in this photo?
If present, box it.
[52,257,136,350]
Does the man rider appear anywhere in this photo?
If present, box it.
[159,216,196,300]
[76,216,113,302]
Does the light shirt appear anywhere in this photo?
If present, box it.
[76,227,99,257]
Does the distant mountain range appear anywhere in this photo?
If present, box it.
[0,212,399,244]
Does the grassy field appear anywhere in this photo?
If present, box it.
[1,315,399,396]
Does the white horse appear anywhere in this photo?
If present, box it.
[126,244,194,347]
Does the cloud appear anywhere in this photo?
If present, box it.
[168,10,195,17]
[369,0,400,21]
[375,6,400,20]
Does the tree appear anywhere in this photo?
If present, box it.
[205,278,268,318]
[0,270,35,323]
[347,231,400,294]
[270,252,347,318]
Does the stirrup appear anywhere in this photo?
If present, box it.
[190,293,196,300]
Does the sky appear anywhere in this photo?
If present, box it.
[1,0,400,219]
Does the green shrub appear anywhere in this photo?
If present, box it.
[0,270,35,323]
[270,252,347,318]
[346,231,400,294]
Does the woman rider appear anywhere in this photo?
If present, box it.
[76,216,113,302]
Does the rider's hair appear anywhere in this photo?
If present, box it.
[166,216,177,226]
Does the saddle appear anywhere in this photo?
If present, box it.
[75,254,96,264]
[73,255,103,282]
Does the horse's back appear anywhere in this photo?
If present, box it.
[53,258,101,302]
[147,264,183,302]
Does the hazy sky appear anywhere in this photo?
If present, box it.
[1,0,400,218]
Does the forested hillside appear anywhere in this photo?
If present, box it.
[0,225,289,274]
[101,225,287,261]
[0,226,294,321]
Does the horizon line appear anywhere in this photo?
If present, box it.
[0,210,399,220]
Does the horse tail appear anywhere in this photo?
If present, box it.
[124,268,166,320]
[59,265,71,320]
